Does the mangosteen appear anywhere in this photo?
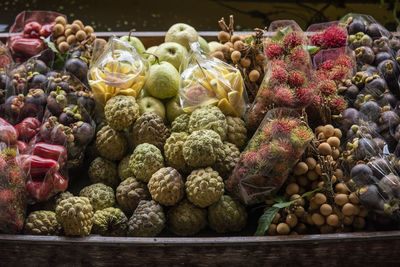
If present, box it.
[72,121,95,145]
[372,37,392,54]
[379,110,400,132]
[361,64,378,74]
[46,71,59,78]
[366,23,384,40]
[364,77,387,99]
[378,174,400,197]
[65,58,88,82]
[374,52,392,66]
[341,108,360,130]
[390,38,400,51]
[381,130,397,151]
[350,164,373,186]
[77,94,95,115]
[358,184,385,211]
[378,92,397,107]
[46,89,67,116]
[348,18,366,35]
[378,59,400,96]
[355,46,375,65]
[356,137,381,160]
[71,50,81,58]
[359,101,381,122]
[345,85,360,100]
[368,157,393,180]
[373,137,386,150]
[25,89,47,106]
[27,60,48,74]
[28,73,48,89]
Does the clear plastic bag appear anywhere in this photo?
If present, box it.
[180,42,247,117]
[308,21,348,49]
[226,108,314,205]
[245,20,315,130]
[0,41,13,69]
[88,37,149,105]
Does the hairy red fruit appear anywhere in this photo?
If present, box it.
[318,80,337,96]
[274,86,294,106]
[266,43,284,60]
[283,32,305,52]
[322,26,347,48]
[288,71,306,88]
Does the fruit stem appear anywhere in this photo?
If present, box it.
[128,28,136,42]
[143,52,160,64]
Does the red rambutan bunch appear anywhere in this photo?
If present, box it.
[241,151,260,169]
[319,59,334,71]
[265,43,284,60]
[274,86,294,106]
[270,59,287,69]
[322,26,347,48]
[288,70,306,88]
[295,86,314,107]
[258,144,272,160]
[289,46,310,66]
[257,87,274,104]
[0,189,15,205]
[335,55,354,69]
[329,95,348,114]
[290,125,314,149]
[318,80,337,96]
[315,70,329,81]
[283,32,306,52]
[270,119,292,136]
[310,32,324,47]
[329,65,351,82]
[269,67,288,85]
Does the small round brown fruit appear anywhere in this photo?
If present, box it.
[267,223,277,235]
[334,169,343,180]
[73,20,84,29]
[286,214,298,228]
[76,30,87,41]
[240,57,251,68]
[334,194,348,206]
[56,36,66,45]
[294,162,308,176]
[233,40,244,51]
[297,176,308,187]
[317,132,326,140]
[58,42,69,53]
[272,213,281,224]
[225,41,233,48]
[320,225,334,234]
[66,35,77,45]
[315,126,324,135]
[314,193,327,205]
[311,213,325,226]
[220,44,230,54]
[53,24,64,36]
[285,183,300,195]
[335,183,349,194]
[276,222,290,235]
[305,157,316,170]
[334,128,342,138]
[231,50,241,62]
[295,223,307,234]
[326,214,339,227]
[65,28,73,36]
[289,194,305,206]
[212,51,224,60]
[327,136,340,148]
[318,142,332,156]
[70,24,80,34]
[342,203,355,216]
[55,16,67,25]
[255,53,265,64]
[349,192,360,204]
[315,165,322,176]
[323,124,335,137]
[307,170,319,181]
[84,25,94,34]
[249,70,260,82]
[343,216,354,225]
[294,206,305,218]
[218,31,230,43]
[332,148,340,159]
[320,204,332,216]
[231,34,241,43]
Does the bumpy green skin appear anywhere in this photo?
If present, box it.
[88,157,119,188]
[116,177,150,215]
[24,210,61,235]
[148,167,184,206]
[213,142,240,180]
[128,200,165,237]
[208,195,247,233]
[171,114,190,133]
[164,132,190,174]
[92,207,128,236]
[96,125,127,161]
[129,143,164,182]
[189,105,228,140]
[167,199,207,236]
[185,167,224,208]
[55,197,94,236]
[132,113,170,150]
[42,191,74,211]
[118,155,133,181]
[183,130,223,168]
[226,116,247,150]
[104,95,140,131]
[79,183,115,212]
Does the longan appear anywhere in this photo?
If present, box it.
[306,214,314,225]
[294,162,308,176]
[305,157,316,170]
[66,35,77,45]
[55,16,66,25]
[231,50,241,62]
[335,183,349,194]
[84,25,94,34]
[323,125,335,137]
[334,194,348,206]
[277,223,290,235]
[89,33,96,41]
[230,34,241,43]
[53,24,64,36]
[297,176,308,187]
[218,31,230,43]
[286,183,300,195]
[332,149,340,160]
[318,142,332,156]
[233,40,245,51]
[343,216,354,225]
[73,20,84,29]
[249,70,260,82]
[327,136,340,148]
[315,126,324,135]
[240,57,251,68]
[212,51,224,60]
[65,28,73,37]
[255,53,265,64]
[307,170,319,181]
[311,213,325,226]
[56,36,66,45]
[225,41,233,48]
[334,128,342,138]
[349,192,360,204]
[320,225,334,234]
[317,132,326,140]
[342,203,355,216]
[70,24,80,34]
[76,30,87,41]
[320,204,332,216]
[267,223,277,235]
[326,214,339,227]
[58,42,69,53]
[315,164,322,176]
[286,214,298,228]
[289,194,305,206]
[272,213,281,224]
[294,206,305,218]
[220,44,230,54]
[295,223,307,234]
[314,193,327,205]
[334,169,343,180]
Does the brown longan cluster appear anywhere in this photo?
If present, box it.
[52,16,96,53]
[210,16,265,102]
[266,124,368,235]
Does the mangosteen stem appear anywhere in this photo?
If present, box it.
[56,86,61,95]
[72,105,79,113]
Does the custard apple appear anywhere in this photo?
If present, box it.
[213,142,240,179]
[208,195,247,233]
[132,113,170,150]
[88,157,119,188]
[164,132,190,174]
[92,207,128,236]
[185,167,224,208]
[167,199,207,236]
[183,130,223,168]
[226,116,247,150]
[79,183,115,211]
[148,167,184,206]
[129,143,164,182]
[96,125,127,161]
[24,210,61,235]
[118,154,134,181]
[104,95,140,130]
[171,113,190,133]
[128,200,165,237]
[116,177,151,215]
[189,105,227,140]
[55,197,94,236]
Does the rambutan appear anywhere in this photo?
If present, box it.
[335,55,354,69]
[277,139,296,159]
[318,80,337,96]
[241,151,260,169]
[315,70,329,81]
[283,32,306,52]
[274,86,294,106]
[0,157,6,172]
[288,71,306,88]
[265,43,284,60]
[0,189,15,205]
[269,67,288,85]
[270,59,287,69]
[310,33,324,47]
[329,65,351,82]
[318,60,334,71]
[329,96,348,114]
[322,26,347,48]
[290,126,313,148]
[272,161,290,176]
[257,87,274,104]
[258,144,272,160]
[8,168,23,185]
[289,47,309,66]
[271,119,292,136]
[295,86,314,107]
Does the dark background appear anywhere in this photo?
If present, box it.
[0,0,397,32]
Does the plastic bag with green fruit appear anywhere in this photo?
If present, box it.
[226,108,314,205]
[179,42,248,117]
[88,37,149,105]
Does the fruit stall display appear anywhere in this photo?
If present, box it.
[1,11,400,265]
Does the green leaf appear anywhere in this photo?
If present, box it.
[41,37,58,54]
[272,187,322,209]
[245,35,254,45]
[254,207,280,236]
[272,26,293,42]
[307,45,320,55]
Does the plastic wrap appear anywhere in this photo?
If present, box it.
[0,41,14,69]
[226,108,314,205]
[245,20,315,130]
[88,37,149,105]
[180,42,247,117]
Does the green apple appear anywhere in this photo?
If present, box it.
[166,95,185,123]
[120,30,146,55]
[208,41,223,52]
[146,61,179,99]
[154,42,187,70]
[137,96,166,120]
[198,36,210,53]
[165,23,198,50]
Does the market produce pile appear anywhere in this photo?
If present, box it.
[1,11,400,237]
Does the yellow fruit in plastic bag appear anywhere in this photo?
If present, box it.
[228,91,246,116]
[218,98,238,116]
